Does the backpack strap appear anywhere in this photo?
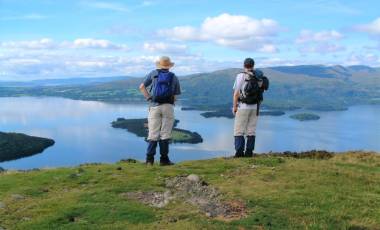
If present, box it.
[149,70,160,93]
[241,71,254,80]
[257,102,260,116]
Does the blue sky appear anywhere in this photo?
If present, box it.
[1,0,380,80]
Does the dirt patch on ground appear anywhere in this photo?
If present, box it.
[123,174,247,220]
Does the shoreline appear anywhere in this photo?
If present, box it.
[1,95,379,112]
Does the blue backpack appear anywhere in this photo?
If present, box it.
[151,70,174,104]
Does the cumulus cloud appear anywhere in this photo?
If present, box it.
[295,30,345,54]
[356,17,380,36]
[1,38,129,51]
[143,42,188,54]
[0,50,238,80]
[71,38,129,50]
[158,13,280,53]
[296,30,343,43]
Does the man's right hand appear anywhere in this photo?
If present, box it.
[233,105,238,115]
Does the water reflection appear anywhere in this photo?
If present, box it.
[0,97,379,169]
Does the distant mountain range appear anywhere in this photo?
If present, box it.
[0,76,128,87]
[0,65,379,111]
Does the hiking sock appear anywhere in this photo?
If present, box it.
[234,136,245,158]
[159,139,174,166]
[245,135,255,157]
[146,141,157,165]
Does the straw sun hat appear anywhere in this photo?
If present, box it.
[155,56,174,69]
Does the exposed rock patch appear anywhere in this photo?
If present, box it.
[124,175,247,220]
[122,191,173,208]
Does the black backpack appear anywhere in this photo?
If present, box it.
[239,70,269,114]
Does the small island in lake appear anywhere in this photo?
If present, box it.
[0,132,55,162]
[289,113,320,121]
[111,118,203,144]
[200,109,285,119]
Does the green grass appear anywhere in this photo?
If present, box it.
[171,130,192,140]
[1,152,379,229]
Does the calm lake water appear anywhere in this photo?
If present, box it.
[1,97,379,169]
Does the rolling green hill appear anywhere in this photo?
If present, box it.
[1,65,379,111]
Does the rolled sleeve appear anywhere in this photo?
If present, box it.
[143,71,155,87]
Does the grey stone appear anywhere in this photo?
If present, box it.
[251,164,258,169]
[11,194,25,200]
[22,217,31,221]
[0,202,6,209]
[186,174,200,182]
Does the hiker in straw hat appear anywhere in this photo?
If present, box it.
[139,56,181,166]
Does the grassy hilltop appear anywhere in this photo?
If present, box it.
[0,151,379,229]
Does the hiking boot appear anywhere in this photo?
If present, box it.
[159,139,173,166]
[234,150,244,158]
[145,141,158,165]
[145,158,154,165]
[244,150,253,158]
[245,136,255,158]
[234,136,245,158]
[145,155,154,165]
[160,157,174,166]
[160,160,174,166]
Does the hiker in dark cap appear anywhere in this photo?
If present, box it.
[232,58,269,157]
[139,56,181,166]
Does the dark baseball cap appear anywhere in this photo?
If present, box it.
[244,58,255,67]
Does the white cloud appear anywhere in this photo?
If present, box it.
[0,50,238,80]
[345,53,380,66]
[258,44,278,53]
[295,30,345,54]
[71,38,129,50]
[81,1,129,12]
[0,13,47,21]
[356,17,380,36]
[292,0,360,15]
[1,38,56,50]
[143,42,188,54]
[1,38,129,51]
[296,30,343,43]
[158,13,280,53]
[298,43,345,54]
[159,26,200,41]
[140,1,155,7]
